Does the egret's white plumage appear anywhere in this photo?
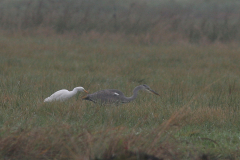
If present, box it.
[44,87,88,102]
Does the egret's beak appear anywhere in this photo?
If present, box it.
[147,89,160,96]
[84,90,88,94]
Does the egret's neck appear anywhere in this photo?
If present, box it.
[69,88,79,96]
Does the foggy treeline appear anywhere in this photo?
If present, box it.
[1,0,240,43]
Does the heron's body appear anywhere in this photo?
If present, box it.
[44,87,88,102]
[82,84,159,105]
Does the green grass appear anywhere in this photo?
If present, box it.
[1,32,240,159]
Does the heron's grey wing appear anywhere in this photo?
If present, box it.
[107,89,125,96]
[87,89,126,104]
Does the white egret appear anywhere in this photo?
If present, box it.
[44,87,88,102]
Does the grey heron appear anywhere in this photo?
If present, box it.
[44,87,88,102]
[82,84,159,105]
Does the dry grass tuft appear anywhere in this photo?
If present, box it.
[189,107,234,125]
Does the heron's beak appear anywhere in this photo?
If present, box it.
[84,90,88,94]
[148,89,160,96]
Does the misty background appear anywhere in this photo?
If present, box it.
[1,0,240,44]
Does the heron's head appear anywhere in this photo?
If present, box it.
[142,84,160,96]
[75,87,88,93]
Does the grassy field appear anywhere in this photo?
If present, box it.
[0,32,240,159]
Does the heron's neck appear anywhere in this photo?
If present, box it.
[125,86,142,102]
